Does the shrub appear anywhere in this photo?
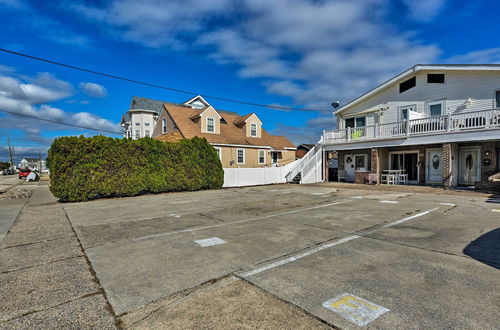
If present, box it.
[47,136,224,202]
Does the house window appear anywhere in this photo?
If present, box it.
[399,76,416,93]
[214,147,222,160]
[206,117,215,133]
[496,91,500,108]
[145,130,150,137]
[251,123,257,137]
[135,122,140,126]
[162,118,167,133]
[427,73,445,83]
[145,122,150,126]
[345,116,366,128]
[354,155,367,171]
[259,150,265,164]
[428,101,443,117]
[237,149,245,164]
[135,130,140,139]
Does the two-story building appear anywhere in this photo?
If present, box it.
[121,95,296,168]
[318,64,500,188]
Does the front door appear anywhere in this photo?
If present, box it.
[459,148,480,185]
[344,154,355,182]
[271,152,279,165]
[426,149,443,183]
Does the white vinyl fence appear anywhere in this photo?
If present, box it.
[223,160,299,187]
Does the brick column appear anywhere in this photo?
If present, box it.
[371,148,379,184]
[442,143,452,188]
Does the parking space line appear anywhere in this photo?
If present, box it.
[240,207,439,277]
[133,200,350,242]
[439,203,455,206]
[379,200,399,204]
[194,237,227,247]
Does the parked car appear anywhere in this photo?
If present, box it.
[19,169,31,179]
[2,168,15,175]
[26,171,39,182]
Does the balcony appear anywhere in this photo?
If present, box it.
[323,108,500,145]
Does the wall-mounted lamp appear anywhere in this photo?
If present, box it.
[485,151,490,157]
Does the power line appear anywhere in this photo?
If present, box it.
[0,109,122,135]
[0,48,332,112]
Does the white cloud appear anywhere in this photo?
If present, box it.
[446,48,500,64]
[79,82,108,98]
[0,72,120,145]
[69,0,446,142]
[402,0,447,22]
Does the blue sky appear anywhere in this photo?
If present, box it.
[0,0,499,161]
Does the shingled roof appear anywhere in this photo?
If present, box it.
[156,104,295,150]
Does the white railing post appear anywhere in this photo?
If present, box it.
[374,123,379,138]
[406,116,410,136]
[446,113,452,132]
[347,127,351,141]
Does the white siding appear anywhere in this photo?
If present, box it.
[130,112,157,139]
[339,70,500,127]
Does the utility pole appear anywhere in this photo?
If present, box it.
[7,137,14,169]
[38,153,42,172]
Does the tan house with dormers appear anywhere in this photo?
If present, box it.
[151,96,296,168]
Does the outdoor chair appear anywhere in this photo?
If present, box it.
[338,170,347,182]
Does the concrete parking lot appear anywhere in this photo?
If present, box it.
[58,184,500,329]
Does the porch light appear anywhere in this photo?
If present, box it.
[485,151,490,157]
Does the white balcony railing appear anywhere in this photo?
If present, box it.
[323,108,500,145]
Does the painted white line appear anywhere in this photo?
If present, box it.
[194,237,226,247]
[492,209,500,213]
[241,207,439,277]
[241,235,359,277]
[169,213,181,218]
[311,192,326,195]
[379,200,399,204]
[323,293,389,326]
[133,201,349,242]
[439,203,455,206]
[375,208,439,231]
[352,196,364,199]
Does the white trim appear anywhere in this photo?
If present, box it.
[250,123,257,137]
[237,148,245,164]
[425,148,443,184]
[388,150,420,184]
[258,149,266,164]
[283,147,298,151]
[353,154,367,171]
[335,64,500,115]
[198,106,222,119]
[426,99,446,116]
[211,143,271,149]
[162,118,167,134]
[214,147,222,161]
[183,95,210,107]
[243,113,262,124]
[398,104,417,122]
[206,116,216,133]
[458,147,481,185]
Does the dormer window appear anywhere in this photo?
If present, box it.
[206,117,215,133]
[250,123,257,137]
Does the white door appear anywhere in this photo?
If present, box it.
[459,149,480,185]
[426,149,443,183]
[344,154,355,182]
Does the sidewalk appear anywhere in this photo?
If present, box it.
[0,183,117,329]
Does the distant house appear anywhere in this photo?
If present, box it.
[18,158,47,172]
[120,95,296,168]
[296,144,315,159]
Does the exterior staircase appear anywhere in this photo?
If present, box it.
[285,139,323,184]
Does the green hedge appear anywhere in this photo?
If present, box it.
[47,135,224,202]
